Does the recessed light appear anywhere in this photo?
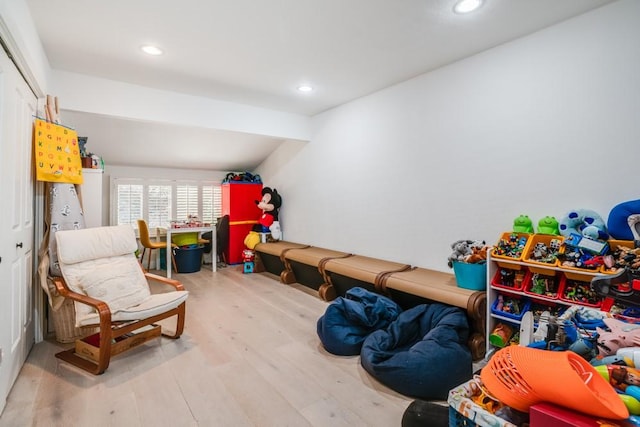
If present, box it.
[297,85,313,93]
[141,45,163,56]
[453,0,483,14]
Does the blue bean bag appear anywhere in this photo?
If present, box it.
[360,303,472,399]
[317,287,402,356]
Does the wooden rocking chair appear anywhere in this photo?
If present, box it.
[53,225,188,375]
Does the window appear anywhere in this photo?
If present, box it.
[112,179,221,233]
[116,184,143,226]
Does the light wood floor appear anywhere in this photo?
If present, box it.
[0,266,412,427]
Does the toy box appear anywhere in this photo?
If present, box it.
[448,378,517,427]
[492,232,531,263]
[491,293,531,322]
[523,234,564,268]
[491,266,528,291]
[601,239,637,274]
[523,271,563,300]
[529,402,640,427]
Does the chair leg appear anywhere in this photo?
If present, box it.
[170,249,178,273]
[161,302,186,339]
[147,248,154,271]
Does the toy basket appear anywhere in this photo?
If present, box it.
[491,266,528,291]
[491,232,531,264]
[560,274,603,308]
[601,239,637,275]
[523,271,563,301]
[447,377,517,427]
[523,234,564,269]
[490,293,531,322]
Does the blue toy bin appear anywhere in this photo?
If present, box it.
[452,261,487,291]
[174,244,204,273]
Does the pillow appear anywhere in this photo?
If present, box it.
[79,259,150,312]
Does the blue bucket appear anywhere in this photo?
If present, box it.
[452,261,487,291]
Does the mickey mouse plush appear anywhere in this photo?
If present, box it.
[255,187,282,240]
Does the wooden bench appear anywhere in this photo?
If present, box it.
[322,255,411,301]
[253,241,311,279]
[254,241,486,360]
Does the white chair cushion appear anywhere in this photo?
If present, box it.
[56,225,138,264]
[79,261,150,312]
[77,291,189,327]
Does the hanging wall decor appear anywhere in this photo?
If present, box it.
[33,117,83,184]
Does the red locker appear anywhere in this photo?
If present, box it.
[222,182,263,264]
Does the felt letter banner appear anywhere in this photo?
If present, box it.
[34,118,83,184]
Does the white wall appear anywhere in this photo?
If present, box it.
[257,0,640,273]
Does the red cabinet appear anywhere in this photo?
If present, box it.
[222,183,263,264]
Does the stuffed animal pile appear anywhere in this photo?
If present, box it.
[447,239,489,268]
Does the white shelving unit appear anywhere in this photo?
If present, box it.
[80,168,104,228]
[486,251,605,356]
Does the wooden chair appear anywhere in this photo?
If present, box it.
[137,219,177,272]
[53,225,188,374]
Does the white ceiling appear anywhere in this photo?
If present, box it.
[25,0,615,170]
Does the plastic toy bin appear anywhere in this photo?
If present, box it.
[523,234,564,269]
[523,270,563,300]
[452,261,487,291]
[448,378,517,427]
[174,245,204,273]
[560,273,603,308]
[491,232,531,264]
[490,293,531,322]
[601,239,636,275]
[491,266,528,291]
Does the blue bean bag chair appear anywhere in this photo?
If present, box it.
[317,287,402,356]
[360,303,472,399]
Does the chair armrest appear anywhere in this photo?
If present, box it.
[51,276,111,318]
[144,272,185,291]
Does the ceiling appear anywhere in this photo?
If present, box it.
[25,0,615,171]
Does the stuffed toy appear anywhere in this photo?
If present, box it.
[447,239,486,267]
[537,216,560,235]
[596,317,640,356]
[513,215,534,233]
[558,209,609,240]
[608,199,640,241]
[254,187,283,240]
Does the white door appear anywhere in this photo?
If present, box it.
[0,46,37,413]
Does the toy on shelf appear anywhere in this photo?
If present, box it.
[558,208,609,240]
[526,273,561,299]
[513,215,534,233]
[493,232,529,260]
[561,278,602,306]
[537,216,560,235]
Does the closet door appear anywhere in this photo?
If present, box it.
[0,46,37,413]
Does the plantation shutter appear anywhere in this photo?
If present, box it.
[116,184,143,227]
[148,185,172,228]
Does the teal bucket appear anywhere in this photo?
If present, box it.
[452,261,487,291]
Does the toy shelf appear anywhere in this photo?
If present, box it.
[486,250,607,355]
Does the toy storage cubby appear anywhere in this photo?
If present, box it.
[486,245,608,356]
